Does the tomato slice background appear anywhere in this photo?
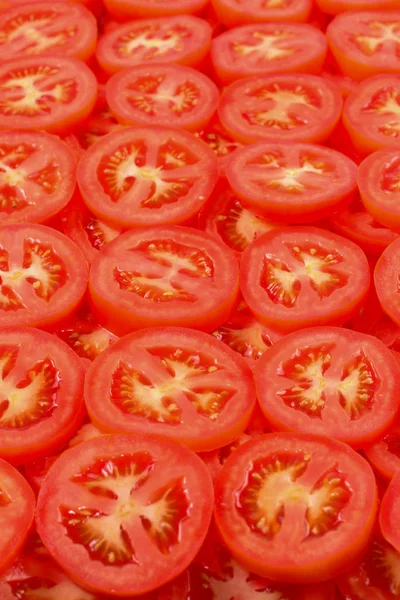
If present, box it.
[211,0,313,28]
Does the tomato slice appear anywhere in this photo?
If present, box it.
[254,326,400,448]
[77,127,218,230]
[364,418,400,481]
[106,64,219,132]
[0,458,35,574]
[317,0,400,16]
[196,116,243,176]
[212,23,327,85]
[327,12,400,82]
[89,226,239,335]
[0,326,85,463]
[321,62,359,100]
[240,226,370,332]
[211,0,312,28]
[337,534,400,600]
[96,15,212,76]
[0,1,97,62]
[343,74,400,156]
[0,224,88,328]
[104,0,208,19]
[85,326,256,452]
[375,238,400,329]
[214,432,377,583]
[380,472,400,553]
[0,55,97,135]
[36,432,214,596]
[0,130,76,226]
[226,142,357,223]
[330,196,399,257]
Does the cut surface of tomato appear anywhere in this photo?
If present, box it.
[104,0,208,20]
[214,432,377,583]
[380,472,400,553]
[0,130,76,226]
[77,127,218,230]
[226,142,357,223]
[96,16,212,75]
[0,326,85,463]
[375,238,400,329]
[343,74,400,155]
[211,0,312,28]
[196,116,243,176]
[85,326,256,452]
[0,458,35,574]
[330,196,399,256]
[240,227,370,332]
[89,225,239,335]
[317,0,400,16]
[106,64,219,132]
[36,432,214,596]
[254,326,400,448]
[0,55,97,134]
[327,12,400,82]
[0,224,88,328]
[212,23,327,85]
[365,419,400,481]
[0,1,97,63]
[218,73,342,146]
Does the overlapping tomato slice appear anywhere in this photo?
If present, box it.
[211,0,313,28]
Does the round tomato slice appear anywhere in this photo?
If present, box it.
[226,142,357,223]
[343,75,400,156]
[0,458,35,574]
[327,12,400,82]
[211,0,312,28]
[199,181,279,256]
[254,326,400,448]
[0,130,76,226]
[106,64,219,132]
[104,0,208,19]
[36,432,214,596]
[0,55,97,135]
[214,432,377,584]
[0,1,97,63]
[380,472,400,553]
[0,326,85,463]
[0,224,88,328]
[77,127,218,230]
[364,418,400,481]
[330,196,399,257]
[358,150,400,233]
[89,226,239,335]
[374,238,400,329]
[196,116,243,177]
[212,23,327,85]
[240,227,370,332]
[317,0,400,15]
[85,327,256,452]
[218,73,342,146]
[96,16,212,76]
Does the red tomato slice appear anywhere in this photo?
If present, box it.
[337,534,400,600]
[219,74,342,146]
[254,326,400,448]
[89,226,239,335]
[317,0,400,15]
[364,418,400,481]
[0,224,88,328]
[199,181,279,256]
[380,472,400,553]
[104,0,208,19]
[106,64,219,132]
[327,12,400,82]
[96,16,212,76]
[0,130,76,226]
[240,227,370,332]
[226,142,357,223]
[36,432,214,596]
[343,74,400,155]
[77,127,218,230]
[196,116,243,176]
[0,1,97,62]
[0,458,35,574]
[85,326,256,452]
[358,150,400,233]
[321,65,358,100]
[212,23,327,85]
[214,432,377,583]
[330,196,399,256]
[375,238,400,329]
[0,326,85,463]
[211,0,312,28]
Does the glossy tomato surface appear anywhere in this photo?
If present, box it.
[104,0,208,19]
[211,0,313,28]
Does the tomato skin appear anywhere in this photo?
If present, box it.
[211,0,313,28]
[375,238,400,329]
[104,0,209,20]
[214,432,377,584]
[211,23,327,85]
[0,458,35,575]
